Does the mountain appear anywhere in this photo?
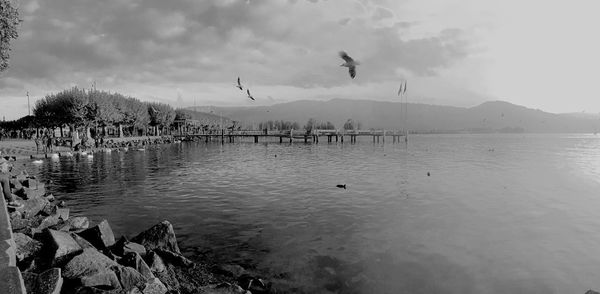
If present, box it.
[187,99,600,133]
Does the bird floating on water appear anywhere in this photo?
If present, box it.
[247,89,255,101]
[336,184,347,189]
[339,51,359,79]
[236,77,243,90]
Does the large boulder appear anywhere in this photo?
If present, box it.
[37,268,63,294]
[112,237,146,257]
[140,278,168,294]
[121,252,154,280]
[13,232,43,267]
[63,248,119,279]
[78,220,115,250]
[43,229,84,267]
[131,221,180,254]
[63,248,120,289]
[154,248,192,267]
[117,266,147,291]
[21,268,63,294]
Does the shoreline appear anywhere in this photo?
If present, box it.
[2,140,272,294]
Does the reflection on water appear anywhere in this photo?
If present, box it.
[28,134,600,293]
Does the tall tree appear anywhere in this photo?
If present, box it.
[0,0,20,72]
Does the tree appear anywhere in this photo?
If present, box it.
[343,119,354,130]
[0,0,20,72]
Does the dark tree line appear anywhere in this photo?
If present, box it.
[32,87,176,137]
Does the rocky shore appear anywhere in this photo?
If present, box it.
[5,164,272,294]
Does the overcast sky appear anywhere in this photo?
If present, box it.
[0,0,599,120]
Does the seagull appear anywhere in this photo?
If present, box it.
[236,77,243,90]
[339,51,359,79]
[247,89,255,101]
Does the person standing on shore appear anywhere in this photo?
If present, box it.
[0,159,23,209]
[33,133,41,153]
[46,133,53,153]
[41,133,48,153]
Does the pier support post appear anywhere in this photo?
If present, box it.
[341,135,344,143]
[280,137,283,143]
[373,136,375,143]
[304,135,308,143]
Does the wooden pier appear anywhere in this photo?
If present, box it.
[174,129,406,144]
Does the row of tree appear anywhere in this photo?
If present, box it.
[257,118,362,132]
[31,87,177,136]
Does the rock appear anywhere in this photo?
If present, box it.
[70,233,96,249]
[56,208,69,220]
[147,252,165,274]
[154,248,193,267]
[40,203,56,216]
[79,270,121,289]
[14,232,43,265]
[131,220,180,254]
[45,194,55,202]
[124,242,146,257]
[121,252,154,280]
[11,217,31,231]
[22,272,38,294]
[140,278,167,294]
[19,195,49,217]
[117,266,147,291]
[37,268,63,294]
[21,268,63,294]
[78,219,116,249]
[10,178,23,190]
[44,229,83,267]
[63,248,119,279]
[34,215,62,234]
[22,178,38,188]
[112,237,146,257]
[58,200,66,207]
[67,216,90,231]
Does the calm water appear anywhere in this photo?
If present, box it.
[28,134,600,293]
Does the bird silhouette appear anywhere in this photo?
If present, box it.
[247,89,255,101]
[236,77,243,90]
[339,51,359,79]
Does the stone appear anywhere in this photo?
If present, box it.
[121,252,154,280]
[117,266,147,291]
[19,196,49,217]
[131,220,180,254]
[63,248,119,280]
[22,178,39,189]
[78,219,116,249]
[140,278,167,294]
[67,216,90,231]
[37,268,63,294]
[56,208,69,220]
[154,248,193,267]
[34,215,62,234]
[124,242,146,257]
[58,200,66,207]
[79,270,121,289]
[70,233,96,249]
[11,217,31,231]
[201,282,248,294]
[40,203,56,216]
[22,271,38,294]
[148,251,166,273]
[13,232,43,265]
[10,178,22,190]
[44,229,83,267]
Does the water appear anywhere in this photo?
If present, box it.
[28,134,600,293]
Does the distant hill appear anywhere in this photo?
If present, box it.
[187,99,600,133]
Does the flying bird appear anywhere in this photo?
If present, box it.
[236,77,243,90]
[339,51,359,79]
[247,89,255,101]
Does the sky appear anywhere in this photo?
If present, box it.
[1,0,599,120]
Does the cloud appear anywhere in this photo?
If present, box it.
[0,0,477,119]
